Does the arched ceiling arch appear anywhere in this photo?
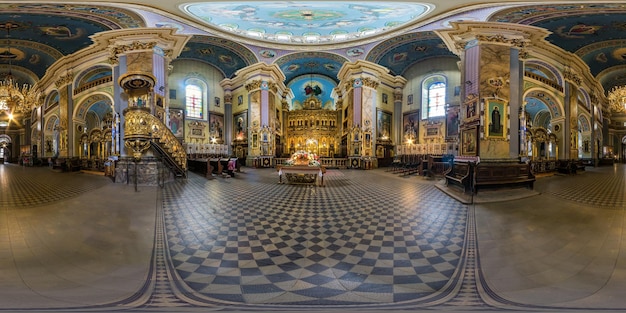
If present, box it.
[274,51,348,85]
[0,4,144,84]
[489,4,626,94]
[177,35,258,79]
[75,66,112,89]
[2,2,626,104]
[366,32,457,76]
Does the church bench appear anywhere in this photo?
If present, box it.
[52,158,65,171]
[423,156,449,178]
[444,162,472,193]
[68,158,82,172]
[398,162,421,176]
[556,160,585,174]
[473,162,535,194]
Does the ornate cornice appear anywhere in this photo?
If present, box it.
[109,41,157,64]
[54,72,75,88]
[435,22,550,55]
[563,67,582,86]
[474,34,529,49]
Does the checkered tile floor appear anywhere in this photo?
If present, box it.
[2,162,626,312]
[538,168,626,208]
[0,165,110,208]
[162,168,467,306]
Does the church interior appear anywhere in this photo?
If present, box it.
[1,1,626,312]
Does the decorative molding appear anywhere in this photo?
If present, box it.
[563,67,582,86]
[475,34,529,48]
[54,72,75,88]
[109,41,157,63]
[245,80,262,91]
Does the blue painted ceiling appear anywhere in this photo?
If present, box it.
[2,2,626,98]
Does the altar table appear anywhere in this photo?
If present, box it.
[276,165,326,186]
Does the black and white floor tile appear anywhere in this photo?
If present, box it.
[1,163,625,312]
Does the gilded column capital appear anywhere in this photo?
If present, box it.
[245,80,263,92]
[361,77,379,89]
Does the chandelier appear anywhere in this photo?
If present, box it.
[0,22,40,126]
[607,85,626,114]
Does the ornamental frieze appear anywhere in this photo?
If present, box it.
[109,41,158,63]
[474,34,529,48]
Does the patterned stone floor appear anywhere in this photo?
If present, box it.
[0,162,625,312]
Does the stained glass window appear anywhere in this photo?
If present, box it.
[185,84,203,119]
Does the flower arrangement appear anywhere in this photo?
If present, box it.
[285,150,320,166]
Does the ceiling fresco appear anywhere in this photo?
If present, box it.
[177,36,258,78]
[366,32,457,76]
[288,74,337,110]
[275,51,348,85]
[489,3,626,93]
[1,2,626,103]
[0,4,144,84]
[181,2,432,44]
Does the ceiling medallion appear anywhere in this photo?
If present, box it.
[181,2,433,44]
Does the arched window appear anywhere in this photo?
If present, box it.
[421,75,446,119]
[428,82,446,117]
[185,83,204,119]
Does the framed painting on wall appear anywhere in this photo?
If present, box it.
[209,113,224,142]
[425,125,439,138]
[376,109,392,140]
[233,110,248,142]
[461,126,478,156]
[446,105,460,138]
[402,110,419,143]
[463,94,479,123]
[168,109,184,139]
[486,100,506,138]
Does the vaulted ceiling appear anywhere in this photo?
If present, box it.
[2,1,626,97]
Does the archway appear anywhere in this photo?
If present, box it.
[0,134,11,163]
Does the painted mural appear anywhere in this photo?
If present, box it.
[288,75,336,110]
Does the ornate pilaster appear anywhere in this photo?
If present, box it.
[337,60,406,162]
[220,62,287,166]
[54,71,74,158]
[436,22,551,161]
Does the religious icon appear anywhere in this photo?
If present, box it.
[487,100,505,138]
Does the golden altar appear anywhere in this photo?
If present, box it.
[277,165,326,186]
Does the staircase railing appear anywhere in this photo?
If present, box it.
[123,106,187,179]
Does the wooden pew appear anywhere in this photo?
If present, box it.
[473,162,535,194]
[423,155,449,178]
[444,162,472,193]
